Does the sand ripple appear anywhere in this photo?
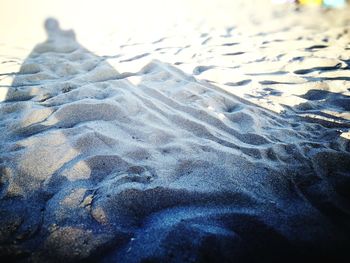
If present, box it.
[1,11,350,263]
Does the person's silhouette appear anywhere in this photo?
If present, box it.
[44,18,76,40]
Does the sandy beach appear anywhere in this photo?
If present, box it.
[1,0,350,262]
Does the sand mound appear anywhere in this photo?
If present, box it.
[0,16,350,263]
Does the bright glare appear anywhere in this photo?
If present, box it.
[0,87,8,102]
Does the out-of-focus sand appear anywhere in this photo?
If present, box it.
[0,0,350,262]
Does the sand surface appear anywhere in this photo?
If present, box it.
[1,0,350,262]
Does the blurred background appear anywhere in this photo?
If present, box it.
[0,0,349,55]
[1,0,350,104]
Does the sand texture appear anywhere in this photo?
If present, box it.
[1,1,350,262]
